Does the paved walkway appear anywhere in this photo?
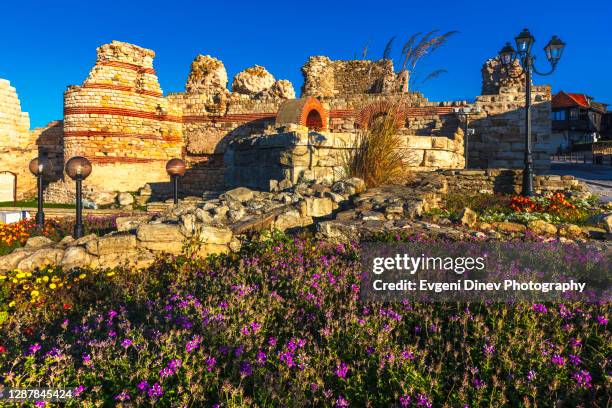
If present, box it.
[547,161,612,201]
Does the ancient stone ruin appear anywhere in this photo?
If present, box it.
[0,40,555,202]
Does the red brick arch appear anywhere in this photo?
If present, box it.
[355,100,409,130]
[276,97,328,131]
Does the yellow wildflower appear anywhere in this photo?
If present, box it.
[31,290,40,297]
[0,275,6,280]
[79,273,86,279]
[16,272,25,279]
[8,301,16,308]
[49,283,57,290]
[106,271,116,277]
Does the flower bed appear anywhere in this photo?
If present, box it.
[436,192,604,226]
[0,232,608,406]
[0,215,125,256]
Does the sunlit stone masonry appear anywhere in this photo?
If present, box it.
[0,40,555,203]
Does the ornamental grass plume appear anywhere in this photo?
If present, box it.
[342,101,412,187]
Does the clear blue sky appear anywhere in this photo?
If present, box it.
[1,0,610,128]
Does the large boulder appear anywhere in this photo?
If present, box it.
[0,250,31,272]
[491,221,526,234]
[299,197,334,218]
[60,246,93,270]
[527,220,557,236]
[136,223,185,254]
[231,65,275,95]
[86,234,137,256]
[223,187,254,203]
[17,248,65,271]
[89,191,117,207]
[24,236,54,249]
[274,209,313,231]
[117,192,135,206]
[115,215,152,232]
[197,226,233,245]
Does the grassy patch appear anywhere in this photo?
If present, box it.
[0,199,75,209]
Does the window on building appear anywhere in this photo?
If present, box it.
[570,109,579,120]
[552,110,566,120]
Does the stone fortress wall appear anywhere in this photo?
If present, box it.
[0,40,555,202]
[0,79,38,200]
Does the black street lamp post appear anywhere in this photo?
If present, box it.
[65,156,92,238]
[454,107,478,168]
[498,29,565,196]
[166,158,186,204]
[28,157,53,229]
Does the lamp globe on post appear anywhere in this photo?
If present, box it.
[65,156,92,239]
[28,157,53,229]
[544,36,566,65]
[166,158,186,204]
[498,43,517,67]
[515,28,535,57]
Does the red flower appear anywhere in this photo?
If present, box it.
[0,345,6,353]
[63,303,71,310]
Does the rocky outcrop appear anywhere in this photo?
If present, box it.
[185,55,228,93]
[0,177,366,273]
[232,65,276,95]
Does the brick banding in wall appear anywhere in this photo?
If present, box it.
[87,157,168,164]
[64,107,182,123]
[64,130,181,142]
[97,60,156,75]
[82,83,163,97]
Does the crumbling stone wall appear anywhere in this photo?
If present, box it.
[225,125,464,189]
[0,79,37,199]
[437,169,585,195]
[468,60,553,170]
[301,57,399,97]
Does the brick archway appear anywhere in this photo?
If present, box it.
[276,97,328,131]
[356,100,409,130]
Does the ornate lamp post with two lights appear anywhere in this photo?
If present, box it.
[166,158,186,204]
[65,156,92,238]
[498,29,565,196]
[28,157,53,229]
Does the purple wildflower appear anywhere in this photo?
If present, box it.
[256,350,267,364]
[27,343,41,355]
[569,354,582,366]
[137,380,150,391]
[279,351,295,368]
[186,336,201,353]
[400,394,411,407]
[572,370,592,389]
[335,361,349,378]
[416,393,433,408]
[551,354,565,367]
[148,382,163,398]
[114,391,131,401]
[74,385,86,397]
[120,338,132,348]
[596,315,608,325]
[335,395,349,408]
[206,356,216,372]
[240,361,253,377]
[532,304,548,313]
